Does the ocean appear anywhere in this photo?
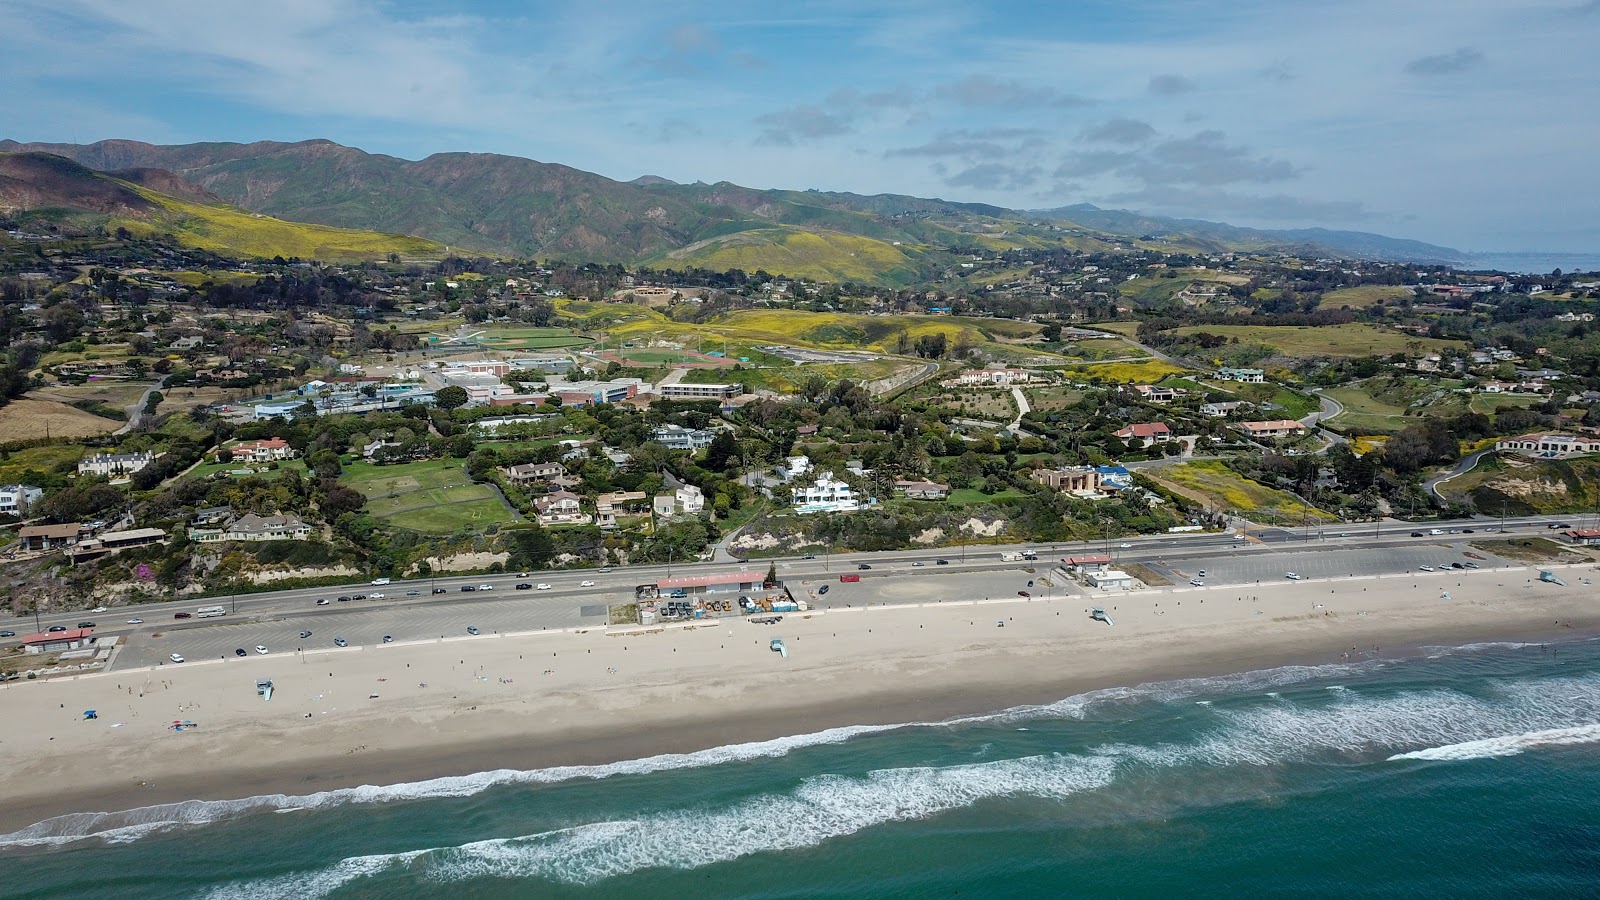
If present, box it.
[1458,252,1600,276]
[5,639,1600,898]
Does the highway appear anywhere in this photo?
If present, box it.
[15,513,1588,671]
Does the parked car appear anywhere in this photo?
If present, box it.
[579,580,596,587]
[818,584,830,595]
[169,653,185,663]
[299,630,313,639]
[467,626,480,635]
[234,648,247,657]
[255,645,269,654]
[174,612,192,619]
[1198,569,1207,577]
[1189,579,1204,587]
[1450,562,1465,569]
[1418,565,1434,572]
[1017,590,1031,597]
[334,637,348,647]
[536,583,552,590]
[1465,562,1480,569]
[383,635,394,643]
[1284,572,1303,580]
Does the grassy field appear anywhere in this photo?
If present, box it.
[1055,359,1188,383]
[686,359,906,394]
[1022,385,1086,412]
[655,227,922,284]
[1168,323,1464,358]
[467,327,592,351]
[159,270,262,287]
[1151,460,1337,525]
[29,380,153,413]
[343,459,518,533]
[0,398,120,440]
[946,487,1028,505]
[1440,454,1600,515]
[1324,376,1474,434]
[1469,392,1544,415]
[1318,285,1414,309]
[1086,322,1142,337]
[114,187,445,262]
[0,443,89,482]
[1323,385,1414,433]
[38,343,133,367]
[188,458,309,481]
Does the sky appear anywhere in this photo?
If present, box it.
[3,0,1598,252]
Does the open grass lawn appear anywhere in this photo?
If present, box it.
[343,459,518,532]
[1168,323,1463,357]
[29,380,155,409]
[946,487,1028,505]
[39,343,134,367]
[1087,322,1142,337]
[1151,460,1337,525]
[0,443,89,482]
[188,459,309,482]
[1318,285,1414,309]
[1469,392,1543,414]
[474,327,591,350]
[1023,385,1085,412]
[0,399,119,441]
[1324,385,1415,434]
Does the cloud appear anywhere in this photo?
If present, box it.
[754,104,852,146]
[827,85,917,110]
[1080,118,1156,145]
[1147,74,1196,96]
[934,74,1088,109]
[945,163,1040,191]
[1103,186,1371,224]
[1055,130,1295,187]
[1404,47,1485,76]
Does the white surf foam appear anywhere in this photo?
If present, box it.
[206,754,1120,896]
[1389,724,1600,761]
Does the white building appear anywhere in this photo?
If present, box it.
[652,424,715,451]
[792,471,860,515]
[676,484,705,514]
[1217,368,1266,383]
[955,368,1033,386]
[659,382,743,401]
[77,451,154,478]
[1495,432,1600,459]
[0,483,44,517]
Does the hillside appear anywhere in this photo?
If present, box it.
[0,151,444,262]
[2,138,1469,280]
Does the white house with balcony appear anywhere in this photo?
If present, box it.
[0,484,44,517]
[792,471,860,515]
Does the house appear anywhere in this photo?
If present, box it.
[894,479,950,500]
[77,451,154,478]
[784,456,812,480]
[69,527,167,557]
[0,483,44,517]
[653,494,677,518]
[169,335,204,351]
[795,424,819,437]
[1032,467,1105,494]
[1113,423,1172,443]
[1217,367,1266,383]
[1132,384,1178,404]
[596,490,648,510]
[955,368,1033,386]
[792,471,860,514]
[595,501,617,529]
[1200,400,1250,417]
[675,484,705,514]
[18,523,84,551]
[1238,420,1309,439]
[192,505,232,526]
[1495,432,1600,459]
[224,437,296,463]
[362,439,402,460]
[659,382,743,401]
[1085,569,1134,589]
[501,462,565,483]
[651,424,716,451]
[534,490,590,526]
[221,513,313,541]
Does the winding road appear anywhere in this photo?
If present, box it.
[1426,447,1493,501]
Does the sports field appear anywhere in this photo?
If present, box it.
[343,459,519,533]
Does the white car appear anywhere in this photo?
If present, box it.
[369,593,385,599]
[370,577,390,585]
[127,617,144,624]
[536,583,552,591]
[1189,579,1204,587]
[478,584,495,591]
[92,606,108,613]
[1285,572,1303,580]
[255,645,269,654]
[169,653,185,663]
[579,580,596,587]
[1119,542,1132,548]
[1428,529,1445,536]
[1418,565,1434,572]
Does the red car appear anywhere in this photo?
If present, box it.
[1017,591,1031,598]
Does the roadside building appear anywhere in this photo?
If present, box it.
[1085,569,1134,589]
[1561,528,1600,546]
[792,471,860,514]
[1495,432,1600,459]
[1237,420,1309,439]
[20,627,96,654]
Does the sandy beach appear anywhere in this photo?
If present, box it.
[3,566,1598,834]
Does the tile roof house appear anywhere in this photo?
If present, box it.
[1238,420,1309,439]
[1113,423,1172,442]
[534,490,590,526]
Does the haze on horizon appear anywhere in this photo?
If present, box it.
[4,0,1598,253]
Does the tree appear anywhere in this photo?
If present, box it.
[765,562,777,586]
[434,385,469,412]
[704,430,742,473]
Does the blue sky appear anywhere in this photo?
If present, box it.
[4,0,1598,251]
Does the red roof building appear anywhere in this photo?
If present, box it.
[1113,423,1171,441]
[20,628,95,654]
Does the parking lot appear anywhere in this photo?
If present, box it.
[1148,541,1515,586]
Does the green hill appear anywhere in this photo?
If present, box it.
[0,151,444,262]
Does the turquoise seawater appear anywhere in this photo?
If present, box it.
[5,639,1600,898]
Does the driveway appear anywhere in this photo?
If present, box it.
[1426,448,1492,500]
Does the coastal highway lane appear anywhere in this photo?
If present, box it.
[25,515,1581,639]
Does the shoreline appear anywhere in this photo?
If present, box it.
[3,572,1598,838]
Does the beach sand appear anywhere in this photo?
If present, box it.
[2,567,1597,832]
